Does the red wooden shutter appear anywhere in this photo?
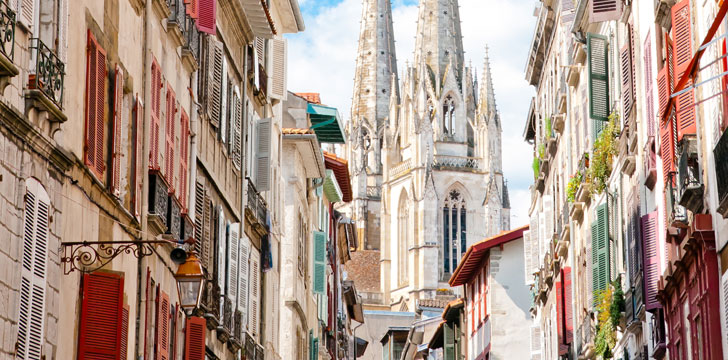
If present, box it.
[150,58,162,171]
[111,65,124,197]
[481,267,487,318]
[469,282,474,332]
[78,272,124,360]
[165,84,177,192]
[660,117,676,185]
[564,267,573,344]
[133,96,144,218]
[556,279,564,345]
[187,0,199,19]
[184,316,206,360]
[641,212,661,311]
[171,304,179,360]
[196,0,216,35]
[121,304,129,360]
[84,30,107,179]
[156,291,170,360]
[179,109,190,211]
[656,67,669,119]
[671,0,696,141]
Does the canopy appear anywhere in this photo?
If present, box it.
[308,104,346,143]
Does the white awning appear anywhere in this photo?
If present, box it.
[241,0,276,38]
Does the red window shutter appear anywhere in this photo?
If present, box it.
[121,304,129,360]
[165,84,177,192]
[563,267,573,344]
[660,117,676,185]
[78,272,124,360]
[150,58,162,171]
[187,0,199,19]
[84,30,107,180]
[556,279,564,345]
[156,291,170,360]
[196,0,216,35]
[481,267,487,318]
[722,39,728,130]
[111,65,123,198]
[179,110,190,211]
[671,0,696,140]
[184,316,206,360]
[656,67,669,119]
[641,212,661,311]
[133,96,144,218]
[469,282,475,332]
[171,304,179,360]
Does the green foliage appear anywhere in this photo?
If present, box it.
[566,171,583,203]
[533,157,540,179]
[545,118,552,140]
[587,112,620,195]
[593,279,624,359]
[538,144,545,159]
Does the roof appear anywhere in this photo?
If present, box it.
[281,128,315,135]
[449,225,529,286]
[323,151,352,202]
[309,104,346,144]
[295,92,321,104]
[344,250,381,293]
[442,299,464,321]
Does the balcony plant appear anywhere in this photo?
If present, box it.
[566,171,583,203]
[545,117,552,140]
[533,156,540,179]
[587,112,619,195]
[594,279,625,359]
[538,143,545,159]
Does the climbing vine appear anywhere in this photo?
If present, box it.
[593,279,625,359]
[566,171,583,203]
[587,112,620,195]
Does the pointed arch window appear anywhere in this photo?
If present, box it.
[443,95,455,135]
[443,189,466,274]
[398,192,409,286]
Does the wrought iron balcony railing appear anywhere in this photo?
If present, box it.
[650,308,667,358]
[433,155,481,171]
[677,136,703,213]
[183,16,200,63]
[715,128,728,217]
[246,179,268,229]
[644,137,657,189]
[575,315,593,357]
[665,173,687,228]
[29,38,64,108]
[0,0,15,62]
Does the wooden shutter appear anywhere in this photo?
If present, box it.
[530,325,542,358]
[18,0,37,29]
[269,39,287,100]
[78,272,124,359]
[227,223,239,301]
[133,96,144,218]
[660,116,676,185]
[564,267,573,344]
[110,65,124,197]
[620,43,634,118]
[671,0,696,141]
[232,87,242,169]
[150,58,162,171]
[544,196,553,240]
[249,250,260,336]
[209,39,223,128]
[196,0,216,34]
[155,291,170,360]
[641,212,661,311]
[523,230,532,284]
[588,33,610,122]
[165,84,177,190]
[592,202,609,304]
[121,305,129,360]
[589,0,621,23]
[256,118,271,191]
[722,270,728,351]
[481,268,487,318]
[84,30,107,179]
[179,109,190,210]
[556,279,564,346]
[193,181,206,262]
[313,231,326,294]
[202,194,213,274]
[644,33,656,138]
[216,207,226,291]
[443,324,454,359]
[220,68,229,144]
[238,234,249,320]
[16,180,50,360]
[184,317,206,360]
[656,67,669,120]
[186,0,199,19]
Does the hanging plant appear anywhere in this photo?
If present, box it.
[587,112,620,195]
[533,157,540,179]
[566,171,583,203]
[593,279,624,359]
[545,117,552,140]
[538,143,546,159]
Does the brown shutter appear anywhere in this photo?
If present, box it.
[84,30,107,179]
[641,212,661,310]
[133,96,144,218]
[184,317,206,360]
[78,272,124,359]
[150,58,162,171]
[661,117,676,185]
[620,43,634,118]
[671,0,696,141]
[179,109,190,211]
[194,181,205,254]
[165,84,177,191]
[111,65,124,197]
[209,39,223,128]
[202,192,212,272]
[156,291,170,360]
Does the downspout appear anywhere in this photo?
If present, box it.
[571,0,588,43]
[136,0,153,358]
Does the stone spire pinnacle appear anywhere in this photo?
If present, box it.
[480,46,498,117]
[350,0,399,130]
[413,0,465,84]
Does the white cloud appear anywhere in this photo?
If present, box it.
[287,0,538,228]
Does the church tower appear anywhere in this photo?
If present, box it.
[348,0,399,251]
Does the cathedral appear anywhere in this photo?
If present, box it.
[346,0,510,311]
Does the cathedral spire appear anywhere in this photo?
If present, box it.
[413,0,465,84]
[480,46,498,117]
[351,0,399,131]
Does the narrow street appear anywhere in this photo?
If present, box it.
[1,0,727,359]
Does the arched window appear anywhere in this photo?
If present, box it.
[398,192,409,286]
[443,189,466,274]
[442,95,455,135]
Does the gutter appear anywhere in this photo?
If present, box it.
[571,0,588,43]
[288,0,305,32]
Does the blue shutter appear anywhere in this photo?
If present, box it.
[313,231,326,294]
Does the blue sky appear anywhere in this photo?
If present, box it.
[286,0,538,225]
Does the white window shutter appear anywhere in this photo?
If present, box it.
[544,196,553,243]
[17,179,49,360]
[256,117,271,192]
[216,206,226,293]
[227,222,238,300]
[530,324,542,359]
[589,0,621,23]
[238,234,250,322]
[18,0,38,30]
[523,230,533,284]
[722,270,728,352]
[268,39,287,101]
[249,249,260,338]
[209,38,224,128]
[538,212,545,260]
[57,0,68,62]
[220,60,228,144]
[232,87,242,169]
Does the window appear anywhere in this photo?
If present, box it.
[398,191,409,285]
[443,189,466,274]
[443,95,455,135]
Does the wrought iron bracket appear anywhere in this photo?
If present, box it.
[60,240,175,274]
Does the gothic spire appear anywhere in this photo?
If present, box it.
[479,46,498,117]
[351,0,399,130]
[413,0,465,84]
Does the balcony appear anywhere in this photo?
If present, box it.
[228,309,244,352]
[715,128,728,218]
[166,195,182,241]
[195,281,220,329]
[245,179,268,236]
[525,3,556,86]
[0,0,18,91]
[390,158,413,179]
[644,137,657,190]
[575,315,594,358]
[665,174,688,228]
[432,155,481,172]
[556,202,570,258]
[167,0,187,47]
[216,297,233,342]
[677,136,703,213]
[148,171,169,234]
[650,308,667,359]
[245,333,256,359]
[26,38,66,122]
[246,48,269,104]
[181,16,200,71]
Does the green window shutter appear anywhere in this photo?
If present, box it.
[588,33,610,123]
[444,323,455,360]
[313,231,326,294]
[592,202,610,305]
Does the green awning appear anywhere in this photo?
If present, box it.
[308,104,346,144]
[323,169,343,203]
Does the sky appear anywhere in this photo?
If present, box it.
[286,0,538,226]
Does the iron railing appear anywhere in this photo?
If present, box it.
[665,173,687,226]
[247,179,268,227]
[433,155,481,171]
[166,196,181,240]
[0,0,15,62]
[148,172,169,227]
[714,128,728,216]
[184,16,200,62]
[222,297,234,332]
[677,137,703,213]
[651,308,667,358]
[30,38,64,108]
[199,281,220,328]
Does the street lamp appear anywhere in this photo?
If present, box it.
[175,253,205,313]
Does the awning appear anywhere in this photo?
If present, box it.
[308,104,346,144]
[282,128,325,178]
[323,152,352,202]
[343,280,365,323]
[323,170,343,203]
[240,0,276,38]
[354,337,368,357]
[449,225,529,286]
